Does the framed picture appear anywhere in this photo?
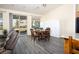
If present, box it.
[32,16,40,29]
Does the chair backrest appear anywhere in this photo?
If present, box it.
[45,27,50,31]
[30,29,40,37]
[30,29,34,36]
[45,28,50,36]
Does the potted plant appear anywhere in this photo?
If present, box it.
[3,29,7,38]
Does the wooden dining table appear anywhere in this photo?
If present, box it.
[33,29,50,40]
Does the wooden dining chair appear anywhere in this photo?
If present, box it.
[43,27,50,40]
[30,29,39,41]
[40,30,49,41]
[45,27,50,36]
[45,27,50,31]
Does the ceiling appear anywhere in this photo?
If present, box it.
[0,4,62,15]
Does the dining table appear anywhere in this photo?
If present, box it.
[33,29,50,40]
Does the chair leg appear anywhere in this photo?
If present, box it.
[34,37,36,41]
[31,36,33,40]
[48,37,50,41]
[38,37,40,41]
[46,36,50,41]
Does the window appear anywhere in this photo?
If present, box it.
[0,13,3,30]
[20,16,27,20]
[13,15,19,28]
[12,15,27,32]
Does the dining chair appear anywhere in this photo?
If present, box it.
[41,30,50,41]
[30,29,39,41]
[45,28,50,40]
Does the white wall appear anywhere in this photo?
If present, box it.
[27,15,32,35]
[3,12,10,32]
[41,4,75,37]
[41,20,60,37]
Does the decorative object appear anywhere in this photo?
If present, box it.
[3,29,7,37]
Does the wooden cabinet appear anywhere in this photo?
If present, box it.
[64,36,72,54]
[64,36,79,54]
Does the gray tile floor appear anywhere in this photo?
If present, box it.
[13,33,64,54]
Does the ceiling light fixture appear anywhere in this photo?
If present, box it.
[42,4,46,8]
[35,4,47,9]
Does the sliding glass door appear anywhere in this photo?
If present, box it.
[0,13,3,30]
[12,15,27,33]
